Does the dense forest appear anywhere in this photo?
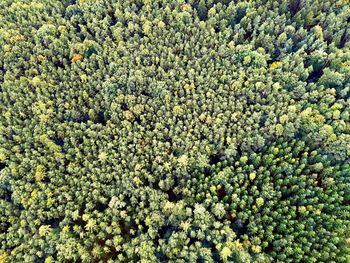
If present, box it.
[0,0,349,262]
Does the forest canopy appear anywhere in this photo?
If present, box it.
[0,0,350,262]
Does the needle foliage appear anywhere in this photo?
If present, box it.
[0,0,350,262]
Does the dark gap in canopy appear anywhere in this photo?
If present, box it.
[54,137,64,147]
[289,0,301,17]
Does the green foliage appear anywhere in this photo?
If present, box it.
[0,0,349,262]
